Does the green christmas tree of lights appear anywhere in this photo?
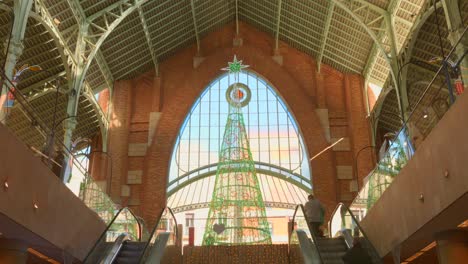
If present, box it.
[202,56,272,245]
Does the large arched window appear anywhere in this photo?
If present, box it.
[167,71,312,244]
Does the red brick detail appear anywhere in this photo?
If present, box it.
[315,72,327,108]
[108,80,132,202]
[97,88,110,113]
[367,84,377,111]
[344,75,374,189]
[152,76,163,112]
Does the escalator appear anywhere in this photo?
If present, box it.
[83,207,179,264]
[289,204,382,264]
[83,204,379,264]
[315,237,348,263]
[112,241,146,264]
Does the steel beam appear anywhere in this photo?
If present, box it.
[442,0,468,88]
[274,0,283,50]
[21,71,67,94]
[171,202,297,214]
[329,1,395,78]
[442,0,463,30]
[384,13,407,118]
[81,85,108,151]
[24,88,54,102]
[138,6,158,76]
[64,0,152,154]
[0,0,33,123]
[347,0,387,15]
[395,16,414,28]
[317,2,335,72]
[333,0,411,132]
[167,167,311,197]
[364,0,430,124]
[65,0,148,181]
[395,3,444,121]
[190,0,200,53]
[33,0,108,131]
[94,51,114,90]
[65,0,113,90]
[1,0,33,84]
[69,0,166,112]
[235,0,239,35]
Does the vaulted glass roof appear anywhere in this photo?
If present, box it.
[1,0,457,145]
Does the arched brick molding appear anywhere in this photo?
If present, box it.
[140,25,340,224]
[104,23,372,225]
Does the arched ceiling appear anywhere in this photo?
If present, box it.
[1,0,465,147]
[0,3,100,149]
[378,0,467,133]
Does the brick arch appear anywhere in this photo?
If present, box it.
[141,43,337,223]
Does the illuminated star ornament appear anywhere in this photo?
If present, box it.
[222,55,249,73]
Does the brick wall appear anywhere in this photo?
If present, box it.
[96,21,373,224]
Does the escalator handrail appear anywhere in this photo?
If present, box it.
[83,207,143,262]
[330,202,381,259]
[289,204,325,263]
[137,206,178,263]
[101,233,129,264]
[328,201,345,238]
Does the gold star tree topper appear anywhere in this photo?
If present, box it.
[222,55,249,73]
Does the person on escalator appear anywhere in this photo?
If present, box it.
[304,194,325,237]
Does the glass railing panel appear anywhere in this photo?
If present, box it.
[329,204,344,239]
[357,68,450,213]
[288,205,323,264]
[78,175,117,225]
[84,207,145,263]
[139,207,181,264]
[348,27,467,218]
[0,71,121,227]
[288,226,305,264]
[329,203,382,263]
[0,72,144,262]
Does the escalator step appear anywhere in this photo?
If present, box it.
[317,239,347,251]
[322,260,345,264]
[321,251,346,261]
[123,242,146,250]
[314,238,348,264]
[318,244,348,252]
[118,250,143,258]
[114,256,140,264]
[113,242,147,264]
